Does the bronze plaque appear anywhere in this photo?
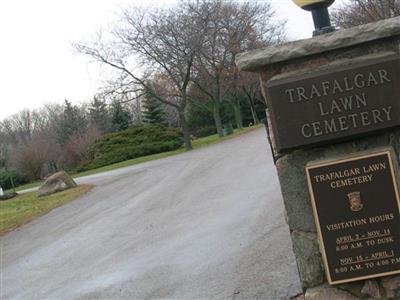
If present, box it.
[267,56,400,152]
[306,149,400,285]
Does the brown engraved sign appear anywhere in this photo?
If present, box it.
[267,56,400,152]
[306,149,400,285]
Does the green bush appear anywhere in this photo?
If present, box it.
[77,125,183,171]
[0,169,27,191]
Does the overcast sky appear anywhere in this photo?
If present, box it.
[0,0,342,120]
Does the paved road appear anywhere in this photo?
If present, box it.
[1,128,302,300]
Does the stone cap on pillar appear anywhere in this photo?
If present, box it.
[236,16,400,72]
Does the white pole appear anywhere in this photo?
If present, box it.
[0,186,4,197]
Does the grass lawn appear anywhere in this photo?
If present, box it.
[0,185,93,236]
[12,125,262,191]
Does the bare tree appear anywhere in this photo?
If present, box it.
[191,0,285,136]
[226,71,263,128]
[74,2,208,150]
[0,128,10,169]
[332,0,400,28]
[240,73,264,125]
[10,134,54,181]
[2,101,97,179]
[62,125,102,168]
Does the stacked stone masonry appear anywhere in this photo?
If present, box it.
[237,17,400,299]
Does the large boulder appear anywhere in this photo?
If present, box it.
[37,171,77,197]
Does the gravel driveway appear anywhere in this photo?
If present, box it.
[1,127,302,300]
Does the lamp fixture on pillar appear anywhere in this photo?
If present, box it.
[292,0,336,36]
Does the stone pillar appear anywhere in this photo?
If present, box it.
[237,17,400,299]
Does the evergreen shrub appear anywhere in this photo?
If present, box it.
[0,169,27,191]
[77,125,183,171]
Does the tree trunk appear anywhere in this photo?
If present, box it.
[179,111,192,150]
[249,104,260,125]
[247,95,260,125]
[213,75,224,138]
[232,99,243,130]
[50,160,59,173]
[213,102,224,137]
